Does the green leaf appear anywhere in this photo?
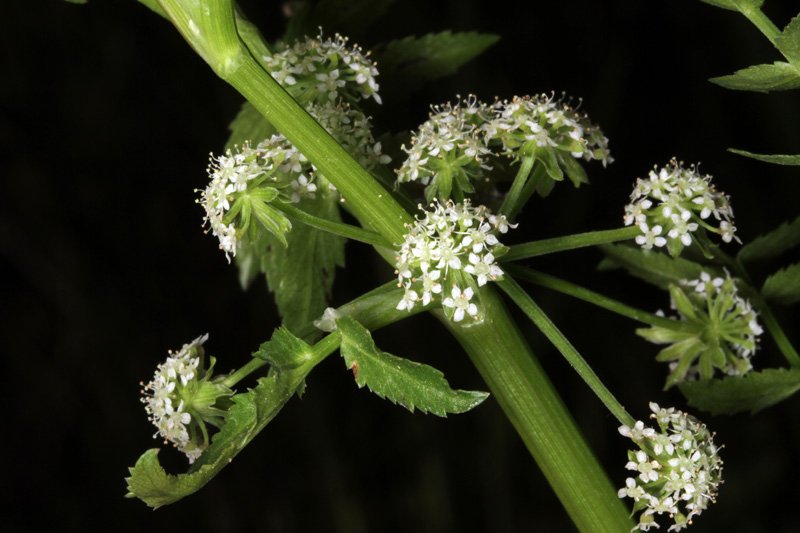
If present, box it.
[710,62,800,92]
[336,317,489,416]
[729,148,800,165]
[678,368,800,414]
[137,0,166,17]
[127,365,309,508]
[762,263,800,305]
[225,102,276,151]
[699,0,764,11]
[284,0,396,42]
[262,193,345,335]
[776,14,800,64]
[738,215,800,262]
[375,32,499,100]
[255,327,314,369]
[598,244,708,289]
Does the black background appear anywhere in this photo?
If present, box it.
[3,1,800,531]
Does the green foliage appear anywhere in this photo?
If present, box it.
[699,0,764,11]
[336,317,489,416]
[776,14,800,65]
[710,62,800,92]
[375,32,500,100]
[738,216,800,262]
[64,0,88,4]
[127,364,311,508]
[255,326,314,369]
[679,368,800,414]
[729,148,800,165]
[762,263,800,305]
[262,194,345,335]
[226,102,276,150]
[598,244,708,290]
[284,0,396,42]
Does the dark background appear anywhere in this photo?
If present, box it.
[3,1,799,531]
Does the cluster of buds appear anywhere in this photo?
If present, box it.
[141,335,232,463]
[624,160,737,256]
[395,200,514,322]
[395,93,611,202]
[199,102,389,261]
[262,31,381,104]
[618,403,723,532]
[637,271,762,388]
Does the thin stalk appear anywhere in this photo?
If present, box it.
[508,162,547,221]
[221,356,266,388]
[276,201,393,248]
[499,156,535,217]
[440,287,633,532]
[507,265,694,332]
[739,5,780,45]
[497,277,635,428]
[504,226,640,262]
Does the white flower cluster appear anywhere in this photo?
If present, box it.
[263,31,381,104]
[199,102,389,260]
[625,160,737,256]
[395,93,611,201]
[618,403,723,532]
[396,95,492,200]
[638,270,762,387]
[141,335,209,463]
[395,200,514,321]
[484,93,612,167]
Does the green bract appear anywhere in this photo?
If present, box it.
[637,272,762,388]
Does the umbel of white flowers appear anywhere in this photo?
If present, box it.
[262,31,381,105]
[140,335,232,463]
[618,403,723,532]
[198,102,389,261]
[637,271,762,388]
[395,200,515,322]
[624,160,738,257]
[396,93,612,202]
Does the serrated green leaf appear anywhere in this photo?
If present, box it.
[679,368,800,414]
[127,366,308,508]
[738,215,800,262]
[284,0,396,42]
[336,317,489,416]
[762,263,800,305]
[255,326,314,369]
[598,244,708,289]
[777,14,800,64]
[729,148,800,165]
[225,102,276,151]
[263,193,345,335]
[375,32,499,100]
[710,62,800,92]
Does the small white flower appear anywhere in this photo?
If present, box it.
[442,285,479,322]
[314,307,341,332]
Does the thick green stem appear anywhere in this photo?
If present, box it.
[440,287,633,532]
[499,156,535,218]
[507,265,694,331]
[276,201,393,248]
[504,226,640,262]
[497,277,635,428]
[739,5,780,45]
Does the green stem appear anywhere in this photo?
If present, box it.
[157,0,412,244]
[498,156,535,218]
[221,356,267,388]
[497,277,635,428]
[739,5,781,45]
[507,265,693,331]
[509,162,548,221]
[440,287,633,532]
[503,226,640,262]
[276,201,393,248]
